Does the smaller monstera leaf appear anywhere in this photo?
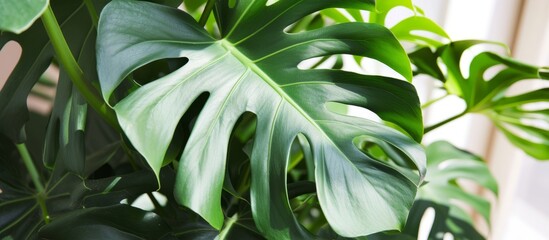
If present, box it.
[415,141,497,239]
[411,41,549,160]
[371,0,450,47]
[97,0,426,238]
[0,0,49,34]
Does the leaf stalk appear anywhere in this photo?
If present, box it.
[199,0,216,26]
[218,213,238,240]
[41,5,119,130]
[421,93,449,109]
[83,0,99,28]
[424,111,467,134]
[16,143,50,223]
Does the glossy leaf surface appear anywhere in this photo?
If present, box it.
[97,0,426,238]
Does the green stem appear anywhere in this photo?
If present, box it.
[37,192,50,224]
[147,192,170,218]
[424,111,467,134]
[421,93,449,109]
[41,5,119,130]
[16,143,50,223]
[84,0,99,28]
[218,213,238,240]
[16,144,44,193]
[199,0,216,26]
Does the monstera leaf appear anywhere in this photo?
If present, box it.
[0,0,49,34]
[97,0,426,238]
[411,41,549,159]
[417,141,497,239]
[371,0,449,47]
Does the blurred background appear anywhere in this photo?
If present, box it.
[411,0,549,239]
[1,0,548,239]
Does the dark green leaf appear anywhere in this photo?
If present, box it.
[38,205,176,240]
[0,0,98,143]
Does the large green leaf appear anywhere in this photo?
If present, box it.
[97,0,426,238]
[0,0,49,34]
[412,41,549,159]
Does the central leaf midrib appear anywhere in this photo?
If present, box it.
[219,39,386,198]
[220,39,320,130]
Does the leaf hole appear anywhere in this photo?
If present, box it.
[503,79,547,97]
[436,58,448,77]
[284,134,320,233]
[353,135,419,171]
[224,112,257,213]
[443,233,454,240]
[132,57,189,86]
[459,44,507,80]
[522,102,549,111]
[501,122,548,144]
[482,64,506,81]
[0,40,22,90]
[168,92,210,166]
[354,137,391,162]
[286,134,314,183]
[409,30,449,45]
[131,192,168,211]
[290,194,325,234]
[297,56,341,70]
[109,57,189,105]
[325,102,382,122]
[266,0,279,6]
[520,115,549,131]
[284,11,326,34]
[418,207,436,240]
[298,54,379,76]
[28,64,59,115]
[384,6,415,28]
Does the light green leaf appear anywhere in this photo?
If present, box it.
[97,0,425,238]
[370,0,449,48]
[0,0,49,34]
[390,16,450,47]
[411,41,549,159]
